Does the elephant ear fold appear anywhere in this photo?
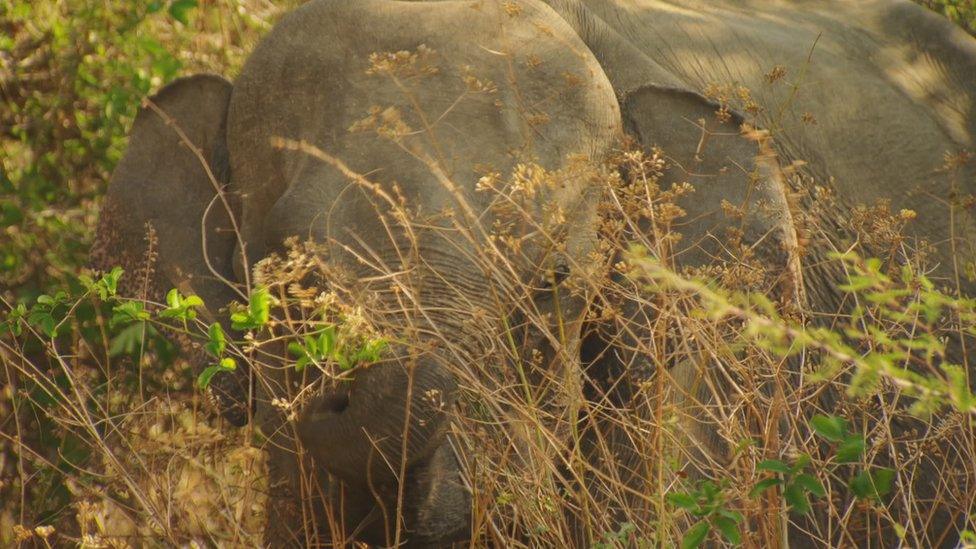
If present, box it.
[621,85,801,294]
[91,74,251,425]
[92,73,239,311]
[581,85,804,472]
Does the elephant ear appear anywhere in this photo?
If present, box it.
[621,86,802,283]
[91,74,250,425]
[582,86,803,480]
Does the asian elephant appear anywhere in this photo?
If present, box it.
[91,0,976,547]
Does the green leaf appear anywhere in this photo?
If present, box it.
[810,414,847,442]
[249,286,270,325]
[872,467,895,497]
[197,365,223,390]
[288,340,306,358]
[835,436,866,463]
[791,453,812,473]
[1,303,26,336]
[231,286,271,330]
[28,309,56,337]
[794,473,826,498]
[667,492,698,511]
[732,438,758,456]
[159,288,203,320]
[784,482,811,515]
[165,288,179,308]
[757,460,791,474]
[168,0,197,24]
[749,477,783,498]
[205,322,226,357]
[848,471,872,500]
[699,480,719,500]
[353,337,388,365]
[718,509,745,525]
[103,267,123,296]
[82,266,123,299]
[197,358,236,390]
[838,275,876,292]
[320,325,336,358]
[28,291,68,337]
[230,311,249,330]
[109,323,146,357]
[111,300,150,328]
[713,516,741,544]
[849,468,895,502]
[681,521,710,549]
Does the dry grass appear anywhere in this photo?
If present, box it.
[3,3,976,549]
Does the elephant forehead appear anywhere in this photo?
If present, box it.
[226,0,621,271]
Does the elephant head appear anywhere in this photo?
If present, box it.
[95,0,621,545]
[95,0,976,546]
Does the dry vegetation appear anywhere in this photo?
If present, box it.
[3,1,976,548]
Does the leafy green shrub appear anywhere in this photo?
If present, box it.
[921,0,976,34]
[668,481,744,547]
[627,248,976,417]
[2,1,182,296]
[0,1,293,541]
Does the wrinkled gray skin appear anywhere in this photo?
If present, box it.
[93,0,976,546]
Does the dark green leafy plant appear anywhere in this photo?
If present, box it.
[197,322,237,390]
[750,454,825,515]
[667,480,744,548]
[809,415,866,464]
[158,288,204,323]
[750,413,896,518]
[921,0,976,34]
[287,324,389,372]
[848,468,896,502]
[26,292,69,338]
[230,286,272,331]
[197,357,238,391]
[165,0,198,24]
[2,1,191,301]
[0,0,294,540]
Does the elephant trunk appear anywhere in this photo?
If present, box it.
[297,350,456,488]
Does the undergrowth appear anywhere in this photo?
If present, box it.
[2,1,976,548]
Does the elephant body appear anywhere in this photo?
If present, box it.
[553,0,976,299]
[92,0,976,546]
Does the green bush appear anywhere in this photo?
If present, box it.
[0,1,290,540]
[921,0,976,34]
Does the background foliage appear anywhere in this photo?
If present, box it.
[0,1,296,544]
[922,0,976,33]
